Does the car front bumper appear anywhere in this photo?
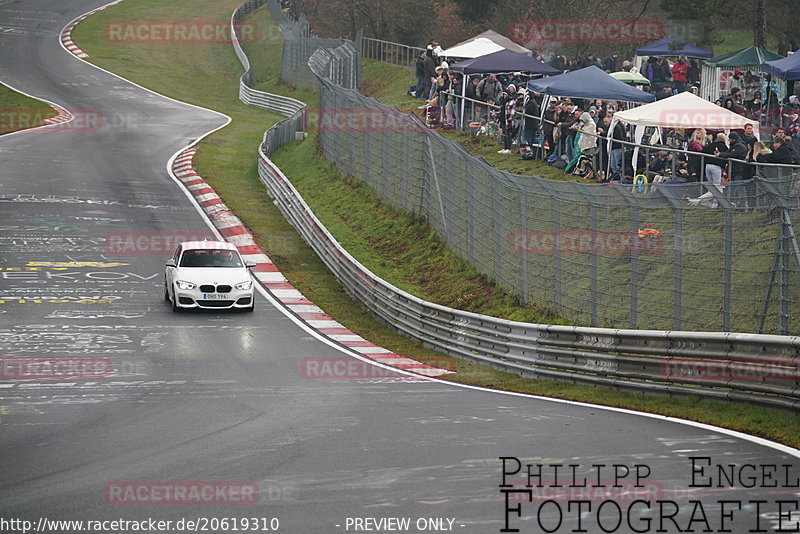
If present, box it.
[174,288,254,309]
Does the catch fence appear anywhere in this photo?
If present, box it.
[260,0,800,336]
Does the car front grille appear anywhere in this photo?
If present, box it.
[199,284,233,293]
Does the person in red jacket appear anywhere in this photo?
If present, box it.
[671,55,689,92]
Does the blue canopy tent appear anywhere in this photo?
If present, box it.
[451,49,560,128]
[635,36,713,59]
[526,66,656,103]
[762,51,800,81]
[450,49,560,75]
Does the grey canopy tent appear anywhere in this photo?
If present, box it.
[763,50,800,81]
[525,66,656,103]
[635,36,713,59]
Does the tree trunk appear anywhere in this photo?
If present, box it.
[754,0,767,48]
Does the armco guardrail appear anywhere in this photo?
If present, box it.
[231,0,307,155]
[231,1,800,410]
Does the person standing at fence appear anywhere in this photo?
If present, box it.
[497,86,517,154]
[522,90,540,148]
[465,77,478,120]
[422,49,436,101]
[687,128,706,182]
[476,74,502,104]
[445,72,462,128]
[559,104,578,160]
[717,132,748,208]
[702,132,729,188]
[605,115,626,180]
[414,50,427,99]
[758,136,793,164]
[543,100,558,157]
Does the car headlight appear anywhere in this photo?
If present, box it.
[235,280,253,291]
[176,280,196,290]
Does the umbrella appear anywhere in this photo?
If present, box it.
[609,71,651,86]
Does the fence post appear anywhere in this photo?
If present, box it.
[723,206,733,331]
[466,162,475,264]
[423,136,447,236]
[674,207,683,331]
[630,203,640,329]
[780,222,790,335]
[492,172,502,284]
[521,193,530,303]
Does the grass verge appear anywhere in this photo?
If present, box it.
[0,84,58,135]
[72,0,799,447]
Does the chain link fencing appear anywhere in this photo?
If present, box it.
[260,0,800,336]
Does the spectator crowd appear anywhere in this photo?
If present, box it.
[412,40,800,193]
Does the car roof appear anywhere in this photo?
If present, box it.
[180,240,238,251]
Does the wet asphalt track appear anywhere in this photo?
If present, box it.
[0,1,798,533]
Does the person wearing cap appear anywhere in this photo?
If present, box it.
[647,150,674,178]
[717,131,748,207]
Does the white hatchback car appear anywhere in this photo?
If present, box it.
[165,241,256,312]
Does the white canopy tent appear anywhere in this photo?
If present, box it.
[440,38,505,59]
[609,92,759,176]
[612,91,759,135]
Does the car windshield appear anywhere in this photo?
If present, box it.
[180,249,242,268]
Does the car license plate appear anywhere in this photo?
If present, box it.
[203,293,229,300]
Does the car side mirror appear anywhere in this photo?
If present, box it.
[165,259,176,268]
[245,261,256,269]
